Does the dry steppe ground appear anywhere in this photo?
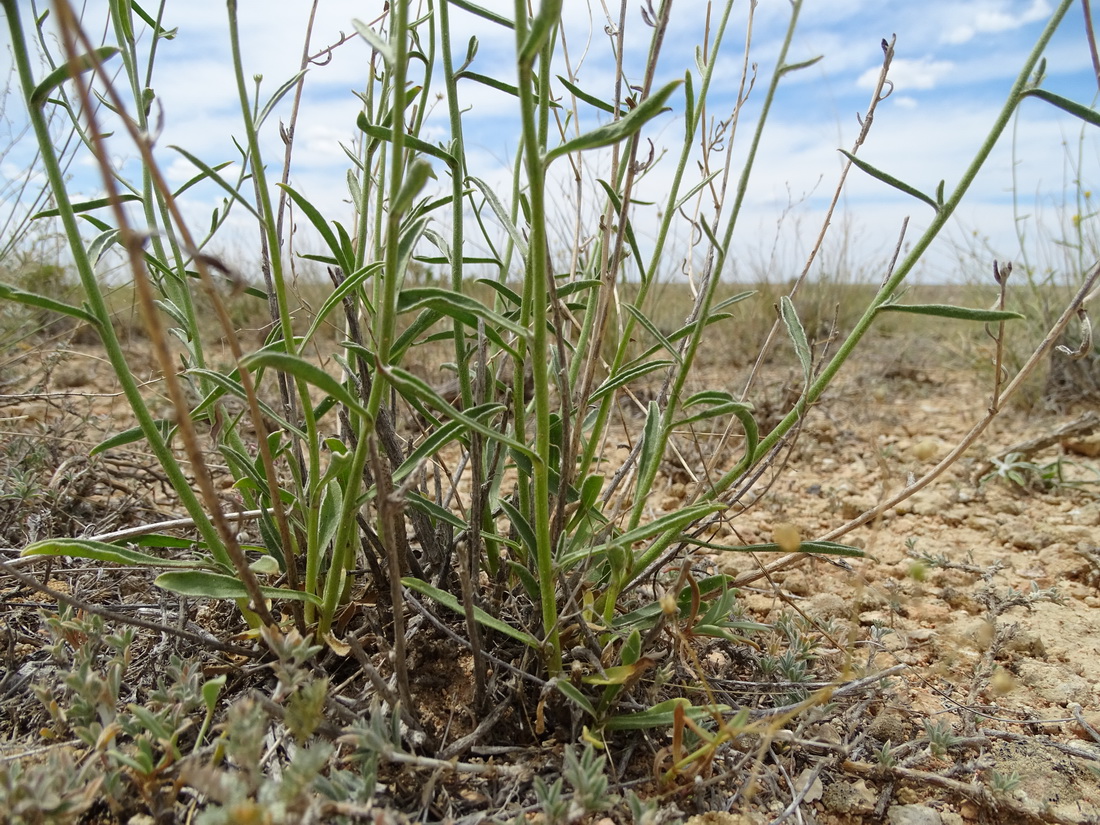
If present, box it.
[2,286,1100,823]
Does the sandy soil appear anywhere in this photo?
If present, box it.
[2,340,1100,823]
[673,361,1100,824]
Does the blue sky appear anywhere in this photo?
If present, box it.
[1,1,1097,283]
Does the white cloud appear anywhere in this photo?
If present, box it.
[942,0,1053,45]
[858,57,955,92]
[0,0,1093,283]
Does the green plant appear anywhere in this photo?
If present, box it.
[0,749,104,825]
[990,768,1022,795]
[3,0,1099,818]
[923,719,962,758]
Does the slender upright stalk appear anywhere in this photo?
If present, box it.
[731,0,1076,478]
[0,0,224,562]
[515,0,562,675]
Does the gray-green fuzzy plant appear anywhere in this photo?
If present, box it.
[3,0,1097,794]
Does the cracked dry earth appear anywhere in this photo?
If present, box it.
[659,357,1100,825]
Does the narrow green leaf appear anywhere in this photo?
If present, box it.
[588,359,675,404]
[779,296,812,387]
[606,698,730,731]
[346,168,362,206]
[155,571,323,606]
[257,69,308,128]
[1023,88,1100,127]
[877,303,1025,322]
[455,71,522,100]
[241,350,370,421]
[595,179,646,275]
[468,176,527,255]
[446,0,515,29]
[0,281,98,325]
[507,559,540,600]
[352,18,395,65]
[187,368,303,438]
[609,503,722,554]
[478,279,523,308]
[500,498,538,556]
[623,304,680,362]
[31,46,120,107]
[278,183,352,274]
[401,577,541,648]
[422,227,453,266]
[779,54,824,75]
[396,286,528,338]
[333,221,355,270]
[301,262,382,347]
[712,539,864,557]
[699,216,724,255]
[712,290,756,312]
[546,79,682,164]
[393,420,466,483]
[556,279,601,299]
[384,366,536,459]
[553,679,598,718]
[621,629,642,667]
[90,419,174,456]
[456,36,480,74]
[21,538,204,569]
[129,534,193,549]
[683,69,694,137]
[582,662,652,686]
[201,675,225,711]
[391,307,444,363]
[675,399,756,434]
[357,117,457,168]
[557,75,619,115]
[839,150,938,210]
[614,575,732,628]
[317,479,342,556]
[519,0,563,64]
[32,193,141,219]
[626,312,735,365]
[635,401,663,500]
[406,492,466,530]
[560,505,722,569]
[131,1,176,39]
[672,171,721,213]
[170,146,262,219]
[88,227,122,264]
[416,255,500,266]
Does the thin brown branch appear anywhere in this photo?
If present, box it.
[842,759,1081,825]
[54,0,282,626]
[0,555,260,658]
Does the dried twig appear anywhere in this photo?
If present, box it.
[970,410,1099,482]
[0,554,260,658]
[842,758,1082,825]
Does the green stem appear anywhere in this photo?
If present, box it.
[627,0,801,533]
[0,0,229,565]
[437,0,473,409]
[719,0,1075,485]
[627,0,1075,590]
[515,0,561,675]
[577,0,737,477]
[227,0,321,617]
